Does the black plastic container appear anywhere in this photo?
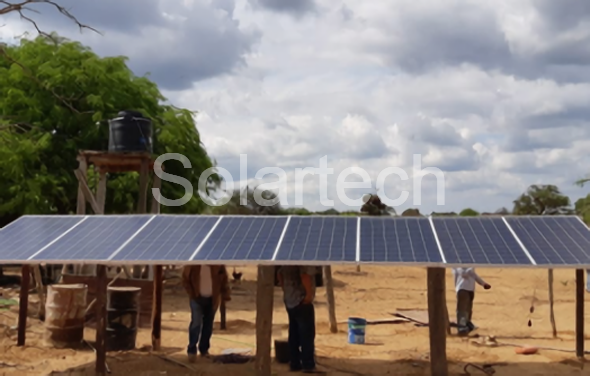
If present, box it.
[274,339,290,363]
[108,110,153,153]
[105,287,141,351]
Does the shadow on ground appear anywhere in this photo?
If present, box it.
[48,353,588,376]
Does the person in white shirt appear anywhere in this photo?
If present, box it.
[452,267,491,336]
[181,265,230,362]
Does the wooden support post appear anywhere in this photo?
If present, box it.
[96,169,107,213]
[17,265,30,347]
[255,266,275,376]
[220,300,227,330]
[324,266,338,333]
[95,265,107,376]
[33,265,45,320]
[60,157,89,282]
[576,269,584,359]
[150,172,162,214]
[74,169,102,214]
[549,269,557,338]
[134,159,150,279]
[427,267,448,376]
[76,156,88,215]
[151,265,163,351]
[138,158,149,214]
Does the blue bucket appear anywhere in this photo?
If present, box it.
[348,317,366,344]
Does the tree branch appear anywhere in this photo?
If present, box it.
[0,1,101,115]
[0,0,101,36]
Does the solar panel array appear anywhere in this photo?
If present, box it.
[1,214,590,267]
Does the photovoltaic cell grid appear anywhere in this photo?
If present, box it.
[193,217,288,261]
[0,216,85,261]
[111,216,219,261]
[274,217,357,262]
[2,214,590,267]
[31,216,152,261]
[505,216,590,265]
[432,217,533,265]
[359,218,442,263]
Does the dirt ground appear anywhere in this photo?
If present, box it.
[0,266,589,375]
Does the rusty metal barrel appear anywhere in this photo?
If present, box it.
[44,284,88,347]
[106,286,141,351]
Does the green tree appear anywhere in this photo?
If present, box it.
[459,208,479,216]
[512,185,572,215]
[402,208,422,217]
[360,194,395,216]
[575,195,590,224]
[0,35,217,226]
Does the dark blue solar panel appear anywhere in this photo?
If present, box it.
[359,218,441,263]
[505,216,590,265]
[193,216,288,261]
[274,217,357,262]
[111,216,219,261]
[32,216,152,261]
[0,216,85,261]
[432,217,532,265]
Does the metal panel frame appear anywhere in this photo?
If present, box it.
[0,214,589,268]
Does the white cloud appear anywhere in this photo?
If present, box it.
[3,0,590,212]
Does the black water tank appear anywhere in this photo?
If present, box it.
[108,110,153,153]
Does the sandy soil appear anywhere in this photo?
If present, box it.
[0,266,589,375]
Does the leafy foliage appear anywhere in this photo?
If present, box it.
[360,194,395,216]
[0,34,216,226]
[459,208,479,216]
[512,185,572,215]
[575,195,590,224]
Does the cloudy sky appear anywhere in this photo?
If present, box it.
[2,0,590,214]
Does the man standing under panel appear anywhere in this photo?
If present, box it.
[181,265,231,362]
[277,265,318,373]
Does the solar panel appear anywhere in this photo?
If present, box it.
[432,217,533,265]
[31,215,152,261]
[359,217,442,263]
[274,216,357,262]
[505,216,590,265]
[192,216,288,261]
[110,215,219,261]
[0,216,85,261]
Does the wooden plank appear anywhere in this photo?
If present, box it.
[151,265,163,351]
[427,267,448,376]
[323,266,338,333]
[95,265,107,375]
[255,266,275,376]
[549,269,557,338]
[17,265,30,347]
[576,269,584,359]
[74,169,101,214]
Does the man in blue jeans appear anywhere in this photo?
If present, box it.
[181,265,230,363]
[277,265,318,373]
